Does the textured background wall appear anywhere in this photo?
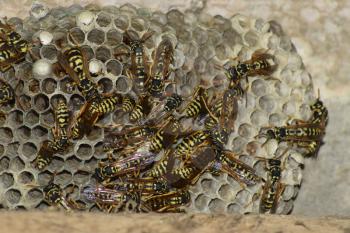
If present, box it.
[0,0,348,217]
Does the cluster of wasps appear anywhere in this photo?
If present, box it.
[0,18,328,214]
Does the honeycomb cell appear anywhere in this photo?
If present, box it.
[80,45,95,61]
[6,142,19,156]
[222,28,242,47]
[227,203,241,214]
[86,126,103,141]
[69,94,85,112]
[22,142,37,159]
[250,110,268,126]
[55,170,72,186]
[95,46,111,63]
[115,75,132,94]
[59,77,75,94]
[32,125,48,138]
[47,157,65,172]
[97,78,113,94]
[10,156,25,171]
[208,198,226,213]
[37,171,53,186]
[76,143,93,160]
[106,59,123,76]
[235,189,251,206]
[244,31,259,46]
[5,189,21,205]
[87,29,105,45]
[69,27,86,45]
[114,14,129,30]
[106,29,123,46]
[66,156,82,171]
[34,94,50,112]
[201,178,215,194]
[238,123,254,139]
[96,12,111,28]
[245,141,261,156]
[0,127,13,143]
[24,110,39,126]
[251,79,268,97]
[73,171,90,185]
[7,110,23,127]
[231,137,247,153]
[17,126,31,141]
[218,184,237,202]
[41,109,54,126]
[40,45,58,60]
[35,201,49,210]
[18,171,34,184]
[282,101,296,116]
[194,194,210,211]
[259,95,276,113]
[193,56,207,74]
[130,16,148,32]
[93,142,104,159]
[0,156,10,172]
[166,9,184,27]
[41,78,57,94]
[27,78,40,94]
[18,95,31,111]
[27,188,43,203]
[50,94,67,109]
[0,172,14,189]
[282,185,295,201]
[84,157,99,171]
[269,113,284,126]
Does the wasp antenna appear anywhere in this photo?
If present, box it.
[67,31,80,46]
[214,63,225,70]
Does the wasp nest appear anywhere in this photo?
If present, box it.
[0,3,316,214]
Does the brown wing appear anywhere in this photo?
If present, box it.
[220,90,239,132]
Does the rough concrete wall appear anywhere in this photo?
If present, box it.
[0,0,348,217]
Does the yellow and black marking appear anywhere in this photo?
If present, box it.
[174,131,209,161]
[142,190,190,213]
[0,79,15,106]
[121,95,136,113]
[182,87,209,119]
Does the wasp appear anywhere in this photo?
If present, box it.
[95,93,123,115]
[43,179,83,212]
[55,47,100,102]
[51,99,70,151]
[218,50,277,91]
[164,93,183,112]
[129,95,153,123]
[309,90,328,126]
[147,38,174,98]
[143,149,175,178]
[259,158,285,214]
[165,147,215,189]
[82,186,140,213]
[121,95,136,113]
[142,190,191,213]
[111,177,169,195]
[212,150,262,187]
[103,125,156,152]
[179,87,211,120]
[174,130,210,161]
[257,121,325,156]
[119,30,154,94]
[33,140,58,170]
[0,78,15,106]
[95,151,157,181]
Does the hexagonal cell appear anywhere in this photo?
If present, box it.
[22,142,37,160]
[16,62,33,81]
[106,59,123,76]
[47,156,65,172]
[18,94,31,112]
[6,142,19,156]
[96,12,111,27]
[80,45,95,61]
[87,29,105,45]
[34,94,50,112]
[194,194,210,211]
[97,78,113,94]
[37,171,53,186]
[218,184,237,202]
[5,189,21,205]
[27,188,43,203]
[69,94,85,112]
[42,78,57,94]
[84,157,99,171]
[208,198,226,213]
[76,143,93,160]
[106,29,122,46]
[69,27,86,45]
[95,46,111,63]
[259,95,276,113]
[251,79,268,97]
[86,126,103,141]
[24,110,39,126]
[130,16,148,32]
[0,127,13,143]
[269,113,284,126]
[245,141,261,156]
[27,78,40,94]
[231,137,247,153]
[17,126,31,141]
[250,110,268,126]
[235,189,251,206]
[35,201,49,210]
[18,171,34,184]
[238,123,254,139]
[0,156,10,172]
[7,110,23,127]
[55,170,72,186]
[10,156,25,171]
[0,172,14,189]
[227,203,241,214]
[32,125,48,138]
[66,155,82,171]
[40,45,58,60]
[73,170,90,185]
[59,77,75,94]
[94,141,105,159]
[115,75,132,94]
[282,101,296,116]
[201,178,214,193]
[50,94,67,109]
[114,14,129,30]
